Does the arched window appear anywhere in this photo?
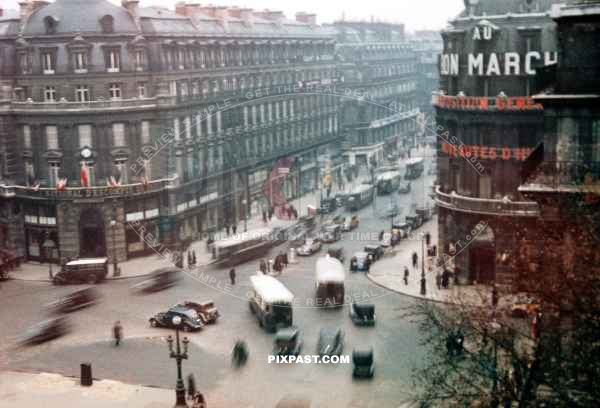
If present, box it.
[44,16,58,35]
[100,15,114,34]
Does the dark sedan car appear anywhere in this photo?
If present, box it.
[317,327,344,357]
[20,317,70,345]
[47,288,99,314]
[274,327,303,356]
[149,306,204,332]
[363,245,384,262]
[131,268,180,294]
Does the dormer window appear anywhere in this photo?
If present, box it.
[100,15,114,34]
[44,16,58,35]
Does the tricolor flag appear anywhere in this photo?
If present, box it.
[80,161,90,187]
[56,178,68,191]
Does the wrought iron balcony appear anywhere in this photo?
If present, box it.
[11,97,158,113]
[434,186,540,217]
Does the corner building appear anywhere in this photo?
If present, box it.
[0,0,339,263]
[433,0,561,286]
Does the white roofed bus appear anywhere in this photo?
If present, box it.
[248,274,294,332]
[315,256,345,306]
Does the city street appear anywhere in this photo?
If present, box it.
[0,148,437,408]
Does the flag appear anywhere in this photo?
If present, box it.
[108,176,121,187]
[80,161,90,187]
[32,183,40,191]
[56,178,67,191]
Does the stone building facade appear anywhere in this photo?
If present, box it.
[0,0,340,263]
[433,0,561,286]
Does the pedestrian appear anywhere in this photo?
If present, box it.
[262,210,267,224]
[492,284,499,308]
[187,251,193,268]
[531,312,542,340]
[232,224,237,235]
[268,210,273,221]
[432,244,437,257]
[378,230,384,241]
[268,258,274,274]
[192,392,206,408]
[442,268,449,289]
[113,321,123,346]
[282,251,289,268]
[403,266,409,286]
[192,251,197,266]
[225,224,230,236]
[229,268,236,285]
[187,374,197,401]
[412,252,418,270]
[259,259,267,274]
[436,271,442,290]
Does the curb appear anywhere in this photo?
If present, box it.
[365,270,451,305]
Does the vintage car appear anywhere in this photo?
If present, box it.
[511,295,541,318]
[352,348,375,378]
[350,303,376,326]
[317,327,344,357]
[380,232,392,248]
[342,215,360,232]
[318,197,337,214]
[327,247,345,264]
[20,317,70,345]
[53,258,109,285]
[149,306,204,332]
[392,222,412,238]
[405,214,424,230]
[274,327,303,356]
[416,206,434,222]
[131,268,180,293]
[398,181,411,194]
[364,245,385,262]
[298,215,316,231]
[350,252,372,272]
[334,192,349,208]
[177,300,220,324]
[297,238,322,256]
[47,288,99,314]
[321,224,342,243]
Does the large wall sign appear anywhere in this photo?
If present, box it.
[440,51,557,76]
[441,143,534,161]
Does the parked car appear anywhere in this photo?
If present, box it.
[288,225,309,247]
[298,215,316,231]
[342,215,360,232]
[52,258,109,285]
[176,300,220,324]
[20,317,70,345]
[353,348,375,378]
[318,198,337,214]
[405,214,423,230]
[47,288,99,314]
[398,181,411,194]
[380,232,392,248]
[350,252,372,272]
[274,327,303,356]
[416,206,433,222]
[349,302,376,326]
[321,224,342,243]
[363,245,385,262]
[327,247,345,264]
[297,238,322,256]
[149,306,204,332]
[131,268,180,293]
[317,327,344,357]
[392,222,411,238]
[334,192,349,208]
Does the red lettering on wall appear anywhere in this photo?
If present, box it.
[489,147,497,160]
[502,148,512,160]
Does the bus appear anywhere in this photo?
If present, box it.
[345,184,375,212]
[315,256,345,306]
[405,158,425,180]
[212,228,273,267]
[248,274,294,332]
[375,171,402,195]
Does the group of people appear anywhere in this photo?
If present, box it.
[435,268,452,290]
[223,224,237,236]
[258,252,288,275]
[262,205,298,223]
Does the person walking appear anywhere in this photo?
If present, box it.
[232,224,237,235]
[113,321,123,347]
[268,258,274,274]
[192,251,197,266]
[436,271,442,290]
[378,230,385,242]
[412,252,418,270]
[282,251,289,268]
[403,266,409,286]
[442,268,449,289]
[491,284,499,309]
[225,224,230,236]
[187,374,197,401]
[229,268,236,285]
[192,392,206,408]
[187,251,193,268]
[259,259,267,274]
[262,210,268,224]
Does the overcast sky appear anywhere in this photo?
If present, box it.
[2,0,465,31]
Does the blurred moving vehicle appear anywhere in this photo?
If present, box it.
[511,295,541,318]
[352,348,375,378]
[297,237,322,256]
[48,288,99,314]
[321,224,342,243]
[349,303,376,326]
[298,215,316,231]
[342,215,359,232]
[317,327,344,357]
[363,245,384,262]
[177,300,220,324]
[327,247,345,264]
[398,181,411,194]
[350,252,372,272]
[380,232,392,248]
[20,317,69,345]
[274,327,303,356]
[416,206,434,222]
[131,268,180,293]
[405,214,423,230]
[149,306,204,332]
[318,197,337,214]
[53,258,108,285]
[232,339,249,367]
[334,192,349,208]
[392,222,411,238]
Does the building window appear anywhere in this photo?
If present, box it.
[105,49,120,72]
[18,52,31,74]
[44,16,58,35]
[78,124,92,148]
[135,49,145,71]
[73,51,88,73]
[114,159,128,184]
[44,86,57,102]
[75,85,90,102]
[100,15,114,34]
[46,126,58,150]
[23,125,31,149]
[109,83,122,99]
[141,121,150,144]
[137,82,147,98]
[42,51,55,74]
[112,123,125,146]
[48,162,60,187]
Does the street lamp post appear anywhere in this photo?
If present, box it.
[420,232,426,296]
[110,219,119,277]
[167,316,190,408]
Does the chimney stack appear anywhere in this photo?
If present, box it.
[296,12,317,25]
[121,0,140,18]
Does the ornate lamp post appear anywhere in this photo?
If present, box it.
[420,232,427,296]
[111,200,120,277]
[167,315,189,407]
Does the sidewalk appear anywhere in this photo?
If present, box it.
[367,217,508,308]
[0,371,230,408]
